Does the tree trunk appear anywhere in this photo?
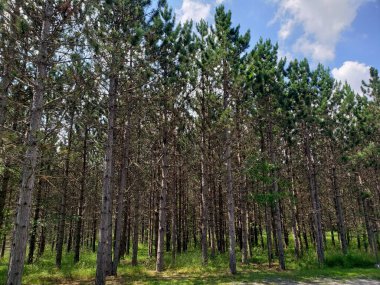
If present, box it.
[112,119,129,274]
[92,215,97,253]
[132,121,143,266]
[7,2,53,284]
[0,1,20,228]
[209,169,217,258]
[0,167,10,232]
[56,104,75,267]
[148,187,154,258]
[67,208,73,253]
[156,115,169,272]
[268,122,285,270]
[38,223,46,257]
[199,77,209,264]
[286,146,301,258]
[265,204,273,266]
[303,128,324,265]
[131,193,139,266]
[329,150,347,255]
[27,180,43,264]
[358,173,376,256]
[74,126,88,263]
[222,59,237,275]
[236,108,248,264]
[95,71,118,285]
[200,136,208,264]
[1,234,6,258]
[171,150,178,263]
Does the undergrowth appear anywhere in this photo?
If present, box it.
[0,238,379,284]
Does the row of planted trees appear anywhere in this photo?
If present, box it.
[0,1,379,285]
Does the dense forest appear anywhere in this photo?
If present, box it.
[0,1,379,285]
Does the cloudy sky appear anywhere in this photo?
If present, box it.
[168,0,380,94]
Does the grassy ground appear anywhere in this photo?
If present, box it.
[1,242,379,284]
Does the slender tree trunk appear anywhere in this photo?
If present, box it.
[222,60,237,275]
[120,197,129,257]
[38,221,46,257]
[171,149,178,263]
[357,173,376,256]
[265,204,273,266]
[27,180,43,264]
[236,108,248,264]
[1,234,6,258]
[37,178,47,258]
[95,71,118,285]
[148,186,153,258]
[112,119,129,274]
[329,150,347,255]
[6,2,53,284]
[286,146,301,258]
[156,114,169,272]
[56,105,75,267]
[132,121,143,266]
[74,126,88,263]
[131,193,140,266]
[209,168,217,258]
[225,121,237,274]
[67,208,74,253]
[218,181,225,253]
[92,215,97,253]
[0,168,10,232]
[268,122,285,270]
[199,76,209,264]
[200,135,208,264]
[0,1,20,229]
[303,128,324,265]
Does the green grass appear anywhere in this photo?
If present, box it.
[0,243,379,284]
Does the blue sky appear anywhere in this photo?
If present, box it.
[167,0,380,94]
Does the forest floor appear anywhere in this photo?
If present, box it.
[1,246,380,284]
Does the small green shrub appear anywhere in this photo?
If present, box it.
[325,251,376,268]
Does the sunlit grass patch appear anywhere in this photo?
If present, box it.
[1,241,380,284]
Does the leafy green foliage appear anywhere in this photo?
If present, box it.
[325,252,376,268]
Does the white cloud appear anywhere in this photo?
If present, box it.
[278,19,294,40]
[176,0,212,23]
[215,0,225,4]
[332,61,370,94]
[272,0,368,62]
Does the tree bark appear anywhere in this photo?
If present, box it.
[56,103,75,267]
[95,71,118,285]
[112,119,129,274]
[74,126,88,263]
[222,57,237,274]
[171,148,178,263]
[268,122,285,270]
[265,204,273,266]
[156,114,169,272]
[329,150,348,255]
[7,1,53,284]
[0,2,20,222]
[27,180,43,264]
[0,167,10,232]
[236,105,248,264]
[200,134,208,264]
[131,193,140,266]
[303,128,324,265]
[286,146,301,258]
